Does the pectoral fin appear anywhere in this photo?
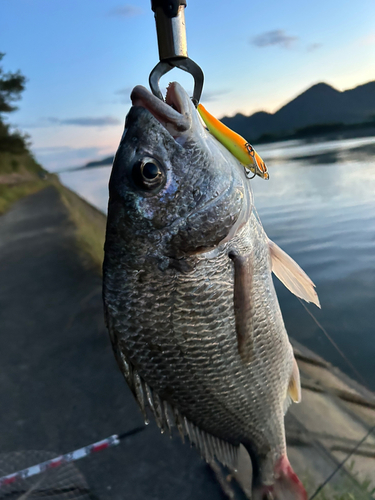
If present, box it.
[229,252,254,363]
[268,239,320,308]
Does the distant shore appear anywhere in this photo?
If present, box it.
[255,123,375,145]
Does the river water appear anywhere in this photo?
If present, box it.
[59,136,375,391]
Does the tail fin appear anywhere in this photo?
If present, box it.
[252,456,307,500]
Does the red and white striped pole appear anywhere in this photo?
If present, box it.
[0,427,145,488]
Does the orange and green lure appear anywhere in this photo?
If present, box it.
[197,103,269,180]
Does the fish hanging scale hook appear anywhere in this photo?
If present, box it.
[149,0,204,106]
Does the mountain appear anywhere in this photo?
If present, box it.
[221,81,375,142]
[85,156,114,168]
[79,80,375,171]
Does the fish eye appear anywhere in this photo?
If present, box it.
[132,157,166,191]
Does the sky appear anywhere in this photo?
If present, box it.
[1,0,375,171]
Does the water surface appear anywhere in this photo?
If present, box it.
[59,136,375,391]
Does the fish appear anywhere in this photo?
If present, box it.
[103,82,319,500]
[197,103,269,180]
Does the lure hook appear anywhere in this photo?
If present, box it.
[244,167,257,180]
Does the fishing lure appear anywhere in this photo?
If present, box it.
[197,103,269,180]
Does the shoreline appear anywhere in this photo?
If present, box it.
[255,125,375,146]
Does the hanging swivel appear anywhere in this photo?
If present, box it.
[149,0,204,106]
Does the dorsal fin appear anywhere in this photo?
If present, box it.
[288,358,302,403]
[268,239,320,308]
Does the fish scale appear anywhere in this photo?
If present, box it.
[105,211,292,453]
[104,83,310,499]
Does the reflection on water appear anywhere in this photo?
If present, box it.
[255,137,375,390]
[59,136,375,390]
[291,150,340,165]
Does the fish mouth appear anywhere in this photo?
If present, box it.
[130,82,192,136]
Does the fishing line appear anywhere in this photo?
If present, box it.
[246,211,372,498]
[297,298,368,388]
[309,424,375,500]
[255,203,367,388]
[298,298,375,499]
[253,204,367,386]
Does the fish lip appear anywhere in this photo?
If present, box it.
[130,83,192,135]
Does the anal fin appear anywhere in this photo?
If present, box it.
[284,358,301,414]
[268,238,320,308]
[288,358,302,403]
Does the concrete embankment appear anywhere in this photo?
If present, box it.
[287,341,375,498]
[0,185,374,500]
[232,346,375,499]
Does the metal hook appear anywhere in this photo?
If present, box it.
[150,1,204,106]
[244,167,256,180]
[149,57,204,106]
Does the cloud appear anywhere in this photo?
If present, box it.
[306,43,322,52]
[107,5,143,17]
[34,146,101,157]
[32,146,107,172]
[251,30,298,49]
[114,86,133,103]
[115,87,133,96]
[53,116,121,126]
[201,89,231,103]
[114,87,231,105]
[25,116,122,128]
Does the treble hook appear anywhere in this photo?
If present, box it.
[244,168,257,180]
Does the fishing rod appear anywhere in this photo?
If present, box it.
[149,0,204,106]
[0,427,146,488]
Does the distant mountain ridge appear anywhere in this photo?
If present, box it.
[85,156,114,168]
[78,80,375,171]
[221,81,375,142]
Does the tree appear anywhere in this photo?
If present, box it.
[0,53,26,115]
[0,53,28,153]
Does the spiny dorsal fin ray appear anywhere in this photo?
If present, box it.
[268,238,320,308]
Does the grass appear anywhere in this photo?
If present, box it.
[0,150,106,272]
[0,175,107,272]
[0,150,48,214]
[54,181,107,273]
[0,179,49,215]
[301,460,375,500]
[0,150,45,176]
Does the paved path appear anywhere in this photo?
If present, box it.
[0,186,227,500]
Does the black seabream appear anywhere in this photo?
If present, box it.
[103,82,319,500]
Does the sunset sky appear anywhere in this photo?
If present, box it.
[1,0,375,170]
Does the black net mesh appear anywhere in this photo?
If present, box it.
[0,451,93,500]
